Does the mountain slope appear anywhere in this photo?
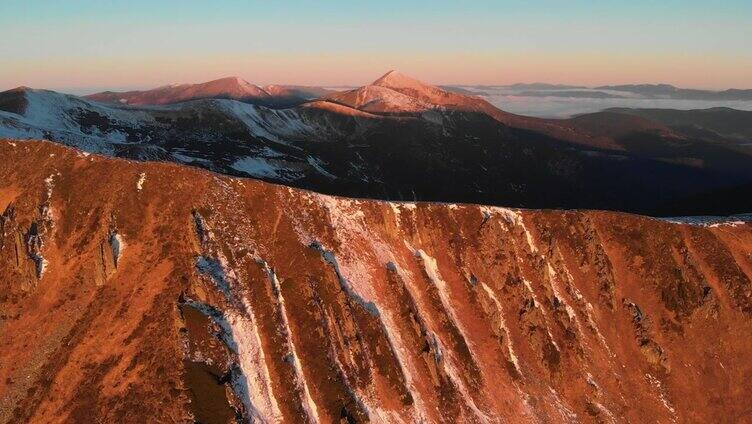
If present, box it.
[568,109,752,177]
[603,107,752,141]
[1,140,752,423]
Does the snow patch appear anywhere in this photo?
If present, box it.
[310,241,380,316]
[521,278,560,351]
[546,263,581,329]
[660,214,752,227]
[548,387,579,422]
[393,250,490,422]
[171,151,213,165]
[585,302,614,358]
[230,297,284,423]
[480,282,522,374]
[184,299,282,423]
[306,156,337,179]
[230,156,304,181]
[415,249,480,362]
[481,206,538,253]
[230,156,283,178]
[216,100,311,143]
[35,257,49,279]
[136,173,146,191]
[388,201,417,218]
[109,231,124,267]
[259,261,321,423]
[44,174,55,199]
[646,373,677,420]
[195,256,233,297]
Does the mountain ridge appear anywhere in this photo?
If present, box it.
[84,76,334,108]
[1,139,751,422]
[1,72,752,216]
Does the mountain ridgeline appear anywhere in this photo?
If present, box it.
[1,71,751,216]
[1,141,751,423]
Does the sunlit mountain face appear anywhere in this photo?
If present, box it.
[2,134,752,423]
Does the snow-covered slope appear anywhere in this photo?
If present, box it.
[0,87,338,181]
[324,70,482,115]
[327,84,434,114]
[0,88,157,154]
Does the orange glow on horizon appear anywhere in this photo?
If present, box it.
[2,51,751,92]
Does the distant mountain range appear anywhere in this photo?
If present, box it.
[595,84,752,100]
[84,78,752,104]
[1,71,751,216]
[448,82,752,100]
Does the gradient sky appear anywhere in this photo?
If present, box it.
[1,0,751,92]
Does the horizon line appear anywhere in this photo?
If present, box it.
[3,73,751,96]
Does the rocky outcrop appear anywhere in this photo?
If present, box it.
[1,140,751,423]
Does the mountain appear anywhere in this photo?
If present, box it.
[2,140,751,422]
[568,108,752,178]
[595,84,752,100]
[507,83,589,90]
[603,107,752,141]
[469,82,752,101]
[515,90,627,99]
[325,70,502,115]
[1,72,752,216]
[85,76,333,108]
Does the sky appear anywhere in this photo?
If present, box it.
[1,0,751,92]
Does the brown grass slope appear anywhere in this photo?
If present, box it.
[1,139,751,423]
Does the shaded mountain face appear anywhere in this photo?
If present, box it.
[1,72,752,216]
[2,140,752,423]
[85,77,333,108]
[568,109,752,182]
[602,107,752,141]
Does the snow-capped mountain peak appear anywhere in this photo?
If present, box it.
[322,70,493,116]
[372,70,433,92]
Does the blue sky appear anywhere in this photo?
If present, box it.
[1,1,751,90]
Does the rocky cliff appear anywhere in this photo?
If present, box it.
[1,140,751,423]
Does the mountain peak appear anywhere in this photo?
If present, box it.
[204,76,261,92]
[322,70,507,117]
[213,76,250,85]
[5,86,33,93]
[372,70,431,91]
